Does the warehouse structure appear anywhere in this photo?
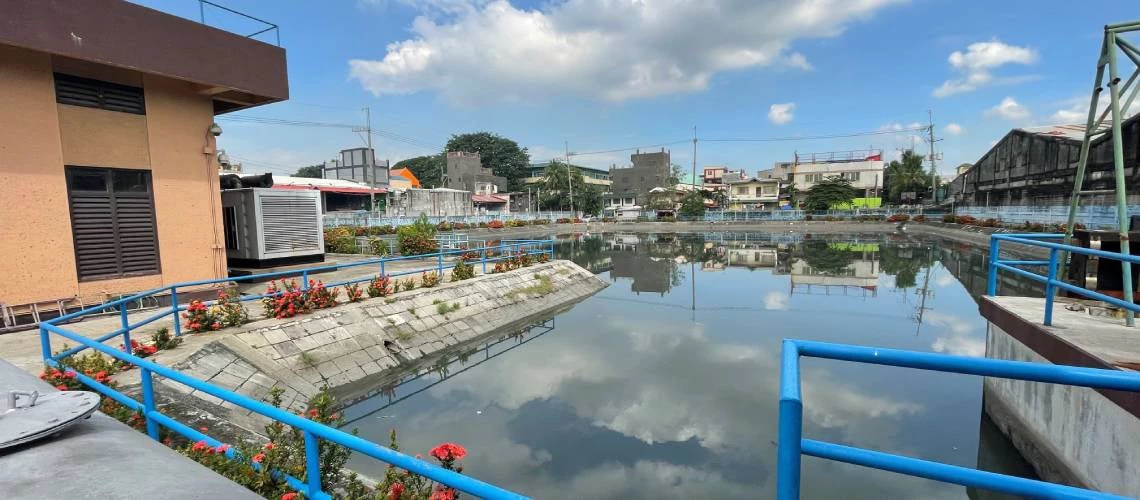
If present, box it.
[946,115,1140,207]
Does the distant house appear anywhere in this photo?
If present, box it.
[266,174,386,213]
[389,168,421,190]
[445,151,506,193]
[726,177,781,210]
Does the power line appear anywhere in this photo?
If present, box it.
[567,139,691,157]
[218,115,441,151]
[702,126,930,143]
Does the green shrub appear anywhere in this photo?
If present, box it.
[942,214,958,223]
[324,227,357,254]
[420,271,441,288]
[366,237,390,256]
[451,260,475,281]
[397,214,438,255]
[367,275,392,297]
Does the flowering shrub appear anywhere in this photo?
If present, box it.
[506,219,527,228]
[450,260,475,282]
[324,227,357,254]
[215,289,249,328]
[367,430,470,500]
[42,349,142,429]
[942,214,958,223]
[957,215,978,225]
[459,251,480,262]
[913,214,927,222]
[368,237,391,256]
[420,272,441,288]
[306,280,340,309]
[183,300,215,332]
[399,277,417,291]
[556,218,572,224]
[491,262,507,274]
[345,283,365,303]
[398,215,439,256]
[886,214,910,223]
[437,221,453,232]
[487,220,504,229]
[124,339,158,358]
[981,218,999,228]
[368,275,393,298]
[263,280,307,319]
[536,253,550,264]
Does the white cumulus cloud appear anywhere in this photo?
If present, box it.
[768,102,796,125]
[985,97,1031,121]
[943,123,965,135]
[350,0,904,103]
[763,291,789,310]
[933,39,1038,98]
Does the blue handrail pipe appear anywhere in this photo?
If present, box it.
[777,339,1140,499]
[39,240,553,500]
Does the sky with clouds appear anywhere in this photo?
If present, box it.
[135,0,1127,176]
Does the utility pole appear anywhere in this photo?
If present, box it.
[927,110,939,206]
[565,140,574,217]
[692,125,698,187]
[354,106,376,212]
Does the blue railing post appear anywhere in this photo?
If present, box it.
[481,246,488,274]
[301,271,310,291]
[119,303,131,353]
[987,237,1000,296]
[39,325,52,361]
[304,430,322,497]
[777,340,802,500]
[140,367,160,440]
[1044,248,1060,326]
[380,260,386,277]
[170,287,182,337]
[437,252,443,275]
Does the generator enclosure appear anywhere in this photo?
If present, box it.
[220,188,324,267]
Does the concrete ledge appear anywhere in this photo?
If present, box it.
[162,260,607,433]
[0,359,258,499]
[981,296,1140,496]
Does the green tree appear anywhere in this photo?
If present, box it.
[803,177,857,210]
[294,164,323,178]
[445,132,531,191]
[680,190,707,217]
[393,154,444,187]
[799,240,856,276]
[885,150,931,203]
[537,161,602,215]
[667,164,684,186]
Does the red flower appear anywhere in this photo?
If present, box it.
[192,440,209,452]
[64,370,77,378]
[264,442,275,450]
[430,487,456,500]
[308,408,319,418]
[55,384,68,391]
[215,444,231,454]
[199,426,208,432]
[429,443,467,462]
[251,453,265,463]
[281,493,298,500]
[211,322,221,330]
[387,482,406,500]
[38,373,47,380]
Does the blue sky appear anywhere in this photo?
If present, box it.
[135,0,1130,177]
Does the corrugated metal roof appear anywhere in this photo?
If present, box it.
[471,194,508,203]
[1018,123,1103,141]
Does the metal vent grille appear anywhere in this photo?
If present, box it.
[54,73,145,115]
[259,194,321,254]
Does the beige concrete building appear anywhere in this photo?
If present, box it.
[0,0,287,316]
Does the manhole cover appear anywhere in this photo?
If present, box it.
[0,390,101,449]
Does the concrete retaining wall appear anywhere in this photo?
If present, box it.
[984,322,1140,496]
[162,260,607,432]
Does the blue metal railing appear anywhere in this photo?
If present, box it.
[777,340,1140,499]
[39,240,553,499]
[987,233,1140,326]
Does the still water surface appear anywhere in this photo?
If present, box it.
[344,231,1036,499]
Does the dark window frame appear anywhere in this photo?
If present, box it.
[65,166,161,282]
[54,73,146,115]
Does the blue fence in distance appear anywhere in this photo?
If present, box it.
[39,240,553,500]
[954,205,1140,230]
[777,339,1140,500]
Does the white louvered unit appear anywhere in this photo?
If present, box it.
[221,188,324,264]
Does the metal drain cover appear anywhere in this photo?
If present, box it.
[0,390,101,449]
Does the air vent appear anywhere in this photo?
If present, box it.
[54,73,145,115]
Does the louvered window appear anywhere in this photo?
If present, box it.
[66,167,161,281]
[54,73,146,115]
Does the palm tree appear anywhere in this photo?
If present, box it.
[885,151,930,202]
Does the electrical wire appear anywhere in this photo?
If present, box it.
[702,126,930,143]
[217,115,441,151]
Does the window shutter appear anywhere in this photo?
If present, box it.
[67,168,160,280]
[54,73,145,115]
